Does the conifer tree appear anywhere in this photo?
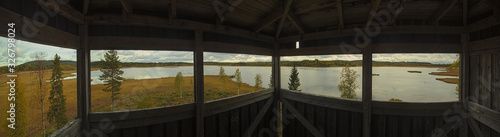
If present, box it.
[48,54,68,128]
[338,65,359,99]
[235,69,242,94]
[288,65,301,91]
[99,50,124,111]
[255,74,263,90]
[175,72,184,98]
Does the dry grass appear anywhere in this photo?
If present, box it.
[429,69,460,77]
[1,69,263,137]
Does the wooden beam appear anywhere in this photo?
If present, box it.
[362,43,373,137]
[83,0,89,15]
[0,7,80,49]
[477,0,500,11]
[468,101,500,133]
[169,0,177,25]
[33,0,84,24]
[278,26,465,43]
[367,0,383,26]
[86,14,275,43]
[459,34,470,137]
[119,0,133,14]
[468,36,500,52]
[467,14,500,33]
[204,89,273,116]
[280,89,363,112]
[194,30,205,137]
[88,36,195,51]
[203,41,273,55]
[389,0,406,25]
[429,0,458,25]
[281,98,326,137]
[253,7,284,32]
[463,0,467,26]
[77,24,91,131]
[468,118,485,137]
[337,0,344,29]
[272,42,281,137]
[242,97,274,137]
[371,101,460,116]
[276,0,294,38]
[286,10,305,33]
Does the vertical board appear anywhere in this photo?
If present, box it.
[109,128,122,137]
[387,116,399,137]
[412,117,423,137]
[372,114,386,137]
[400,116,411,137]
[219,112,229,137]
[325,108,337,137]
[230,108,240,137]
[306,104,315,137]
[423,116,435,137]
[315,106,326,135]
[166,121,179,137]
[137,126,149,137]
[481,54,492,137]
[470,55,480,101]
[493,53,500,112]
[351,112,362,137]
[123,127,137,137]
[296,102,306,137]
[150,124,164,137]
[240,105,250,136]
[338,110,349,137]
[205,115,217,137]
[181,118,195,137]
[284,100,296,137]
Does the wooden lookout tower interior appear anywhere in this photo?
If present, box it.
[1,0,500,136]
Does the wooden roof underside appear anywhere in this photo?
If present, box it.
[48,0,500,38]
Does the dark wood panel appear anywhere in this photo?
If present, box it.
[351,112,362,137]
[181,118,195,137]
[400,116,411,137]
[494,53,500,112]
[305,104,315,137]
[296,102,306,137]
[240,105,250,136]
[205,115,217,137]
[218,112,229,137]
[230,108,240,137]
[337,110,349,137]
[137,126,149,137]
[281,89,363,113]
[165,121,179,137]
[150,124,164,137]
[387,116,398,137]
[315,106,326,136]
[325,108,337,137]
[123,127,137,137]
[412,117,423,137]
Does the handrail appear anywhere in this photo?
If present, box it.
[280,89,461,116]
[88,89,273,129]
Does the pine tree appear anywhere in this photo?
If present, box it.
[48,54,68,128]
[219,67,226,92]
[255,74,263,90]
[235,68,242,94]
[175,72,184,98]
[288,65,301,91]
[338,65,359,99]
[99,50,124,111]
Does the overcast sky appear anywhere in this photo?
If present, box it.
[0,37,458,66]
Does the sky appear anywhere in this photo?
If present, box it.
[0,37,459,66]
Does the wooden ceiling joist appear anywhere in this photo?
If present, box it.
[276,0,294,38]
[169,0,177,24]
[366,0,382,26]
[337,0,344,29]
[390,0,406,25]
[477,0,500,11]
[83,0,89,15]
[33,0,84,24]
[287,10,305,33]
[429,0,458,25]
[120,0,133,14]
[253,7,285,32]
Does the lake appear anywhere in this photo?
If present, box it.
[87,65,458,102]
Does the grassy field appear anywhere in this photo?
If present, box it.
[0,69,263,136]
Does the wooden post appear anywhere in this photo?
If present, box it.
[273,42,281,136]
[77,24,91,130]
[459,33,470,137]
[194,30,205,137]
[362,43,373,137]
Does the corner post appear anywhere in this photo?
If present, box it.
[362,42,373,137]
[459,33,470,137]
[77,23,91,131]
[272,42,281,136]
[194,30,205,137]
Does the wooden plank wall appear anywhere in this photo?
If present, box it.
[101,99,274,137]
[469,52,500,137]
[282,100,364,137]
